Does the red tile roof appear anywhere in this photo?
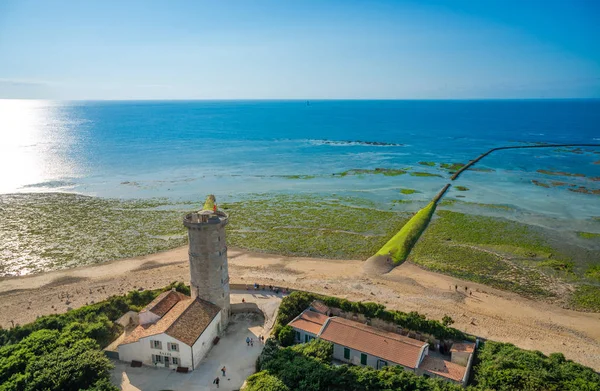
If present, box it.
[310,300,330,314]
[450,342,475,353]
[120,296,220,347]
[289,310,328,335]
[141,290,186,317]
[419,356,466,382]
[319,317,427,368]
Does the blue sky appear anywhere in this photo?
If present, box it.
[0,0,599,99]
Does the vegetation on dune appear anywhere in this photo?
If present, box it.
[376,201,437,265]
[256,293,600,391]
[585,265,600,281]
[399,188,419,194]
[570,285,600,312]
[223,194,410,260]
[409,210,571,298]
[0,282,190,391]
[273,291,467,342]
[471,341,600,390]
[410,172,443,177]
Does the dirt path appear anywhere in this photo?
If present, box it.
[1,246,599,370]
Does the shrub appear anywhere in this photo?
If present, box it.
[245,371,290,391]
[277,325,296,347]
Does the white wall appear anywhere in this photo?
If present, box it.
[191,311,222,368]
[118,334,192,370]
[331,343,410,371]
[291,327,317,344]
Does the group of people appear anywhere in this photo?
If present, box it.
[450,284,473,296]
[246,335,265,347]
[212,366,227,388]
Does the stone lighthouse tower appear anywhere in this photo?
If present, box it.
[183,195,230,329]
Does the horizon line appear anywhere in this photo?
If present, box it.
[2,97,600,102]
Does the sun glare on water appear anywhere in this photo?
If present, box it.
[0,100,81,193]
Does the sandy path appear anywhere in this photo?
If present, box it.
[1,246,599,370]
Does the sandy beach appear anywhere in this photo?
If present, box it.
[1,246,599,371]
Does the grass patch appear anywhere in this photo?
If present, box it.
[376,201,436,264]
[410,172,443,178]
[570,285,600,311]
[454,186,469,191]
[399,188,419,194]
[418,161,436,166]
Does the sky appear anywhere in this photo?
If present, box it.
[0,0,599,100]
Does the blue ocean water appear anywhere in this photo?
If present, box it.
[1,99,599,227]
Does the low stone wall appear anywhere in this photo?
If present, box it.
[231,302,264,315]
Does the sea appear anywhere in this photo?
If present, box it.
[1,99,599,230]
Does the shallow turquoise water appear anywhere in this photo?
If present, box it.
[0,99,598,225]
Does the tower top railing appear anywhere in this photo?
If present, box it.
[183,210,228,228]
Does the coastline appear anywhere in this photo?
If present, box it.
[1,246,599,371]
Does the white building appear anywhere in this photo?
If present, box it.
[118,289,221,371]
[288,305,475,386]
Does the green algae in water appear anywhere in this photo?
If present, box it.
[0,193,188,276]
[454,186,469,191]
[418,161,436,167]
[337,168,407,177]
[0,192,411,276]
[409,210,571,299]
[577,231,600,239]
[440,162,466,171]
[223,194,410,259]
[410,172,443,178]
[399,189,419,194]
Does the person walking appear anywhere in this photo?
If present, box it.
[246,336,250,346]
[250,338,254,347]
[221,366,226,376]
[213,377,220,388]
